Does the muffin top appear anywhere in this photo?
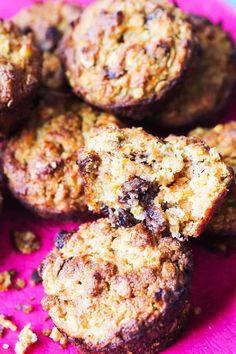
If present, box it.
[13,0,82,52]
[2,92,123,218]
[157,16,236,128]
[42,218,191,350]
[78,127,232,239]
[61,0,194,109]
[0,20,42,110]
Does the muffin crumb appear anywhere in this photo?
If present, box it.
[49,326,67,348]
[15,304,34,314]
[12,231,40,254]
[14,279,26,290]
[0,315,17,331]
[2,343,9,350]
[15,323,37,354]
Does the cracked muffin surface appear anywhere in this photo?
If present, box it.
[2,92,123,219]
[13,0,82,89]
[61,0,195,117]
[0,20,42,137]
[41,218,192,354]
[156,16,236,129]
[190,122,236,241]
[78,127,232,240]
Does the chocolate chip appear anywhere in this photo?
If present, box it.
[159,43,170,56]
[55,230,68,249]
[21,26,33,35]
[78,153,100,175]
[103,66,126,80]
[43,26,61,52]
[153,288,164,301]
[119,177,152,204]
[116,11,124,25]
[111,208,136,228]
[145,204,166,234]
[30,269,42,286]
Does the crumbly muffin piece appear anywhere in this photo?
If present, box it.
[0,20,42,137]
[156,16,236,129]
[13,0,82,89]
[2,92,123,219]
[190,122,236,242]
[41,218,192,354]
[78,127,232,240]
[60,0,195,118]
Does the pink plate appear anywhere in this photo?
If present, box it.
[0,1,236,353]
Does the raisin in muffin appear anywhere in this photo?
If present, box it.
[190,122,236,245]
[0,20,42,138]
[13,0,82,89]
[2,92,123,219]
[155,16,236,129]
[60,0,195,118]
[78,127,233,240]
[41,218,192,354]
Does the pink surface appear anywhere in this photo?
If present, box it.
[0,0,236,353]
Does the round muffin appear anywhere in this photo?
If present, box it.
[60,0,195,118]
[41,218,192,354]
[1,92,123,219]
[0,20,42,138]
[78,127,233,240]
[155,16,236,129]
[13,0,82,89]
[190,122,236,245]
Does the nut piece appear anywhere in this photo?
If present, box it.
[13,231,40,254]
[15,323,37,354]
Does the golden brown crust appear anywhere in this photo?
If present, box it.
[60,0,195,117]
[2,92,123,219]
[13,0,82,90]
[41,218,192,353]
[0,20,42,135]
[155,16,236,129]
[189,122,236,240]
[78,127,233,240]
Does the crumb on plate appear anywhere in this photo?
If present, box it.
[12,230,40,254]
[0,315,17,331]
[15,323,37,354]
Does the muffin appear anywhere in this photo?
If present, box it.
[190,122,236,244]
[60,0,195,118]
[13,0,82,89]
[78,127,233,240]
[155,16,236,130]
[41,218,192,353]
[2,92,123,219]
[0,20,42,138]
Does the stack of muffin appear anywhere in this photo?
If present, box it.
[0,0,236,353]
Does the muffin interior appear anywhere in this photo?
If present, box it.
[79,127,232,239]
